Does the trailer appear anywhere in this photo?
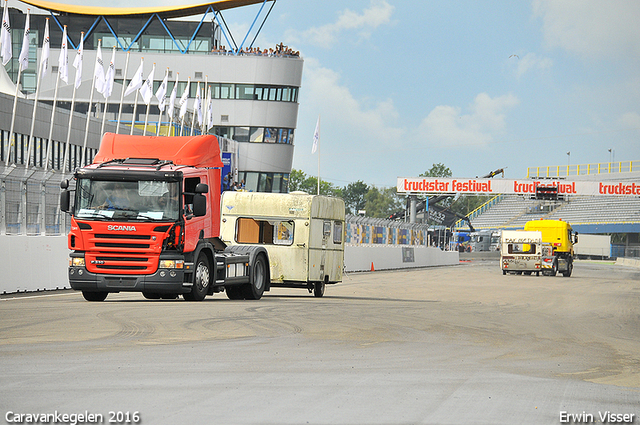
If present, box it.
[573,234,611,259]
[220,191,345,297]
[500,230,543,275]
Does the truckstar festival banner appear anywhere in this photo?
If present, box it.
[397,177,640,197]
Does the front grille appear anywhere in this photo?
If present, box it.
[95,242,151,249]
[83,227,164,274]
[96,264,148,270]
[95,233,151,240]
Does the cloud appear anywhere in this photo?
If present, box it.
[301,58,403,148]
[419,93,519,147]
[533,0,640,60]
[617,112,640,128]
[514,52,553,78]
[291,0,394,47]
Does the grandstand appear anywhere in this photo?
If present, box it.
[458,160,640,236]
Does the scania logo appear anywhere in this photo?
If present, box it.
[91,260,105,264]
[107,225,137,231]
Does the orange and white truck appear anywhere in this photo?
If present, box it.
[60,133,270,301]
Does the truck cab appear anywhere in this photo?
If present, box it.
[61,133,269,301]
[524,219,578,277]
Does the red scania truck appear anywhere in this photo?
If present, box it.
[60,133,270,302]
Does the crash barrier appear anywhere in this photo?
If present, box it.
[346,215,443,247]
[343,215,459,273]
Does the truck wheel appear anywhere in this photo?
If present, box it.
[244,253,267,300]
[184,253,210,301]
[562,260,573,277]
[313,281,325,298]
[143,292,161,299]
[551,260,558,276]
[82,291,108,302]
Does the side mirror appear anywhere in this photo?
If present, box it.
[195,183,209,194]
[60,190,71,213]
[60,179,69,189]
[193,193,206,217]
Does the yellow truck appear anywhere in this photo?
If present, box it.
[219,191,345,297]
[524,219,578,277]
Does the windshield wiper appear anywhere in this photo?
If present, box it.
[77,209,115,219]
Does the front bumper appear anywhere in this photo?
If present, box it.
[68,254,191,294]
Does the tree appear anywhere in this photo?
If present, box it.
[288,169,342,197]
[364,186,403,219]
[288,169,307,192]
[420,163,452,178]
[342,180,369,215]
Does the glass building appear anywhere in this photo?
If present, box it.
[3,0,302,193]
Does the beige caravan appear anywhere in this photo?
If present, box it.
[220,191,345,297]
[500,230,543,276]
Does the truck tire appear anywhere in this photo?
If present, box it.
[82,291,108,302]
[313,281,325,297]
[143,292,161,299]
[225,285,244,300]
[184,253,210,301]
[243,253,267,300]
[562,259,573,277]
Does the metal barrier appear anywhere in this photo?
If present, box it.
[0,164,72,235]
[527,160,639,178]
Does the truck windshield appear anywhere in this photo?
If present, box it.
[75,179,180,221]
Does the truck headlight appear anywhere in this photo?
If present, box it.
[159,259,184,269]
[70,257,85,267]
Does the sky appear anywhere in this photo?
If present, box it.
[7,0,640,188]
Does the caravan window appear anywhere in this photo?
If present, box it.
[235,217,294,246]
[333,221,343,244]
[507,243,536,254]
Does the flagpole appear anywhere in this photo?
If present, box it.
[6,8,30,165]
[6,63,23,166]
[44,73,59,171]
[81,38,101,167]
[115,51,130,133]
[317,139,320,196]
[202,76,207,134]
[63,31,84,173]
[168,72,178,137]
[101,46,116,136]
[189,82,198,136]
[130,91,139,135]
[45,24,68,172]
[26,17,48,170]
[312,115,320,195]
[26,59,43,169]
[142,63,155,136]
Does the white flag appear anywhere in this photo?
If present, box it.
[1,0,12,66]
[18,9,29,72]
[124,57,144,97]
[312,116,320,154]
[155,68,168,112]
[40,18,49,78]
[195,82,203,127]
[179,78,190,119]
[206,85,213,131]
[167,74,178,117]
[58,26,68,83]
[72,32,83,89]
[102,46,115,99]
[139,62,154,105]
[93,39,105,94]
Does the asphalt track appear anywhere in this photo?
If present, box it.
[1,260,639,425]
